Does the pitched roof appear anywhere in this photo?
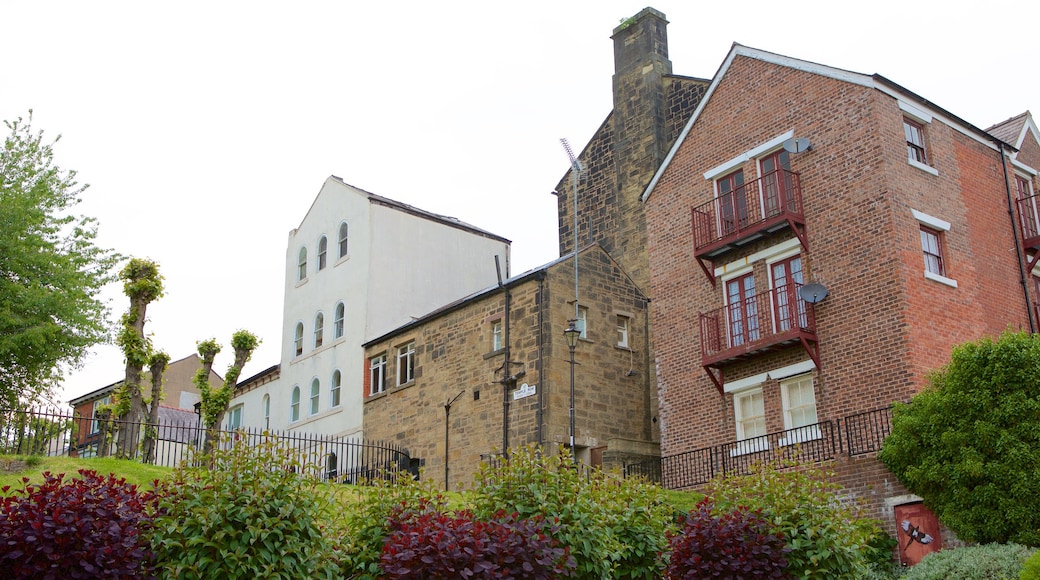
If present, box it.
[987,112,1028,146]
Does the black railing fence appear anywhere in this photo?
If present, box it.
[625,405,899,488]
[0,407,419,481]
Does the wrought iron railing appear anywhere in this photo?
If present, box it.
[700,283,815,363]
[625,406,898,488]
[0,407,419,480]
[691,169,803,253]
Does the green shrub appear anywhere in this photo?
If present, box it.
[901,544,1035,580]
[337,469,443,579]
[1021,549,1040,580]
[149,436,340,579]
[470,445,672,579]
[879,331,1040,545]
[706,459,881,579]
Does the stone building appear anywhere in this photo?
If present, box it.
[641,41,1039,562]
[363,245,653,488]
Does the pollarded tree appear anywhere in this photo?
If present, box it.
[879,330,1040,546]
[0,112,120,408]
[113,258,164,458]
[194,331,260,451]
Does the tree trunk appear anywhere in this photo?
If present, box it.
[115,295,149,459]
[141,355,168,464]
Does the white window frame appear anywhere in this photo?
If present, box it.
[333,302,345,339]
[293,323,304,357]
[330,370,341,408]
[309,378,320,416]
[337,222,349,259]
[491,320,503,351]
[317,236,328,271]
[397,341,415,386]
[313,313,324,349]
[616,314,630,348]
[911,209,957,287]
[899,101,939,176]
[778,374,820,446]
[262,394,270,429]
[90,396,112,434]
[370,353,387,395]
[297,247,308,281]
[290,386,301,423]
[577,306,589,340]
[227,405,243,430]
[732,387,768,456]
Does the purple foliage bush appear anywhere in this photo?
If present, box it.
[0,469,158,578]
[379,504,575,579]
[666,498,789,580]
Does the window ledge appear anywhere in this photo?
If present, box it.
[778,427,822,447]
[924,271,958,288]
[483,348,505,360]
[730,440,769,457]
[615,344,633,351]
[335,255,350,267]
[365,390,388,402]
[295,277,309,288]
[908,158,939,176]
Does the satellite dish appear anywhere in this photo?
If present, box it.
[782,137,812,154]
[798,282,829,304]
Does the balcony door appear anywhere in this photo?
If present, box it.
[726,272,759,347]
[771,255,805,331]
[717,169,747,236]
[760,150,792,218]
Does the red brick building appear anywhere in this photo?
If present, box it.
[642,42,1039,548]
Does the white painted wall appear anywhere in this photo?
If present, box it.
[230,177,510,438]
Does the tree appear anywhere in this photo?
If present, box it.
[879,330,1040,546]
[0,112,119,408]
[113,258,164,458]
[194,331,260,451]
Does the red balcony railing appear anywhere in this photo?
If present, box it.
[691,169,804,258]
[700,283,817,369]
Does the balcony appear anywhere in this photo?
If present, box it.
[1017,191,1040,270]
[699,283,819,393]
[690,169,807,284]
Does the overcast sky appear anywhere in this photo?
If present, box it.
[3,1,1037,405]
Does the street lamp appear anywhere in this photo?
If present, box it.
[563,319,581,461]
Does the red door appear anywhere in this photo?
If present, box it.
[894,502,942,566]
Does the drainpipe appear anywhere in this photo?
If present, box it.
[536,274,546,446]
[642,296,653,441]
[496,255,512,455]
[997,141,1037,333]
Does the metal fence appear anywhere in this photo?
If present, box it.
[0,407,419,481]
[625,405,898,488]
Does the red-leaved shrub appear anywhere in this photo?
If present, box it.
[0,469,159,578]
[379,504,575,579]
[666,498,789,579]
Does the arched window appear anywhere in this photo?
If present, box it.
[330,370,341,408]
[338,222,349,258]
[262,394,270,429]
[333,302,345,339]
[309,378,320,416]
[293,323,304,357]
[314,313,324,349]
[317,236,328,270]
[290,387,301,422]
[297,247,307,281]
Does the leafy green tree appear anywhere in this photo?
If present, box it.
[0,112,119,407]
[879,330,1040,546]
[194,331,260,451]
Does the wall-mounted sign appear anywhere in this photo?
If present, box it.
[513,383,536,400]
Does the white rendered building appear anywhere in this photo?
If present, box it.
[229,176,510,437]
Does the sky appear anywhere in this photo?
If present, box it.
[3,1,1038,405]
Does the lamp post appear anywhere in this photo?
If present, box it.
[563,320,581,462]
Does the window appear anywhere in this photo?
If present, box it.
[491,320,503,351]
[293,323,304,357]
[317,236,328,270]
[313,313,324,349]
[262,394,270,429]
[338,222,349,258]
[904,117,927,165]
[309,379,320,416]
[369,354,387,395]
[297,247,307,281]
[333,302,345,339]
[717,169,747,235]
[771,255,805,331]
[726,273,760,346]
[330,370,341,408]
[290,387,301,422]
[397,342,415,385]
[920,226,945,276]
[781,374,818,430]
[616,315,630,348]
[1016,174,1039,239]
[90,396,111,434]
[759,150,792,217]
[227,405,243,430]
[734,388,766,441]
[576,307,589,339]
